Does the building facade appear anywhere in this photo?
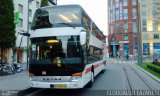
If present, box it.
[13,0,41,64]
[108,0,139,57]
[141,0,160,57]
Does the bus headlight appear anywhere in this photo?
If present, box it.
[70,76,82,82]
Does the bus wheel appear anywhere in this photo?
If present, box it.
[88,71,94,88]
[101,65,105,73]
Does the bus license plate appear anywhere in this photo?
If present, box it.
[54,84,67,88]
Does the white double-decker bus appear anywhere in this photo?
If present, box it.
[29,4,107,89]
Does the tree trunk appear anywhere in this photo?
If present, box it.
[0,45,3,63]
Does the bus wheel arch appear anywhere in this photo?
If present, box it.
[101,64,106,73]
[87,66,94,88]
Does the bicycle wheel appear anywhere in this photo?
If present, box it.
[5,66,12,74]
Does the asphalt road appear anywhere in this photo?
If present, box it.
[18,59,160,96]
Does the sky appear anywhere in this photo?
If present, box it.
[57,0,108,35]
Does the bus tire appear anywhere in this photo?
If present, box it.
[88,71,94,88]
[101,66,105,73]
[101,69,105,74]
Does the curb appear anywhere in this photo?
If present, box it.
[134,63,160,84]
[17,88,39,96]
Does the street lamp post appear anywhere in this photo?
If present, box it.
[137,0,143,64]
[26,0,34,70]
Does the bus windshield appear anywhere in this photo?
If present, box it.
[30,36,82,66]
[31,6,82,29]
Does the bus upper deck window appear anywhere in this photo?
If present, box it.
[32,9,52,29]
[37,16,52,27]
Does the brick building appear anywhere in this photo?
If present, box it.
[108,0,139,57]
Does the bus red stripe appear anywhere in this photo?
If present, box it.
[85,63,102,74]
[94,63,100,69]
[85,67,91,74]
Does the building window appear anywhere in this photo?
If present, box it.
[124,22,128,33]
[158,20,160,31]
[18,18,23,27]
[110,25,114,34]
[123,0,128,6]
[123,9,128,19]
[116,10,119,20]
[111,36,116,41]
[153,43,160,55]
[142,20,147,31]
[143,43,150,55]
[116,0,119,8]
[154,34,159,39]
[36,1,40,8]
[123,35,128,41]
[141,0,147,20]
[133,35,138,41]
[120,2,123,20]
[134,43,138,50]
[29,9,32,17]
[132,8,137,19]
[142,0,146,5]
[112,4,115,22]
[154,43,160,49]
[18,4,23,13]
[152,1,158,18]
[153,20,158,31]
[110,12,113,22]
[143,34,149,39]
[132,0,137,6]
[116,24,120,34]
[133,22,137,33]
[141,7,146,19]
[147,20,153,31]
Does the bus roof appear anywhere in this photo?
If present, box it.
[35,4,106,40]
[40,4,83,10]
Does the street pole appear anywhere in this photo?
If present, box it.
[26,0,29,70]
[27,0,34,70]
[138,0,143,64]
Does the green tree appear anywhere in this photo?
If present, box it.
[0,0,16,62]
[41,0,49,7]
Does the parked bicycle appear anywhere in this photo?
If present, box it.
[12,62,22,73]
[0,59,22,76]
[0,62,14,75]
[0,63,7,75]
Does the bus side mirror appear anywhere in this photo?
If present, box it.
[80,30,86,46]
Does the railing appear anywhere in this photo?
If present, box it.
[132,54,160,64]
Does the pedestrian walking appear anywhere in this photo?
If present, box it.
[126,51,129,61]
[117,51,120,58]
[109,52,112,58]
[126,54,129,61]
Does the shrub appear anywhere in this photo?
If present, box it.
[147,64,160,74]
[152,59,160,66]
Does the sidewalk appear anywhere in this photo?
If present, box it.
[0,71,30,90]
[107,58,160,82]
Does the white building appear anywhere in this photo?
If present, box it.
[13,0,41,64]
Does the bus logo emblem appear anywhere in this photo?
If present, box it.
[42,71,46,75]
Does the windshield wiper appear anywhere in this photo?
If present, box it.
[57,23,75,28]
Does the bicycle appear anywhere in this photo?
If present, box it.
[0,62,16,76]
[0,63,9,75]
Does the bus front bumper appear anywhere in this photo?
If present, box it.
[30,81,84,89]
